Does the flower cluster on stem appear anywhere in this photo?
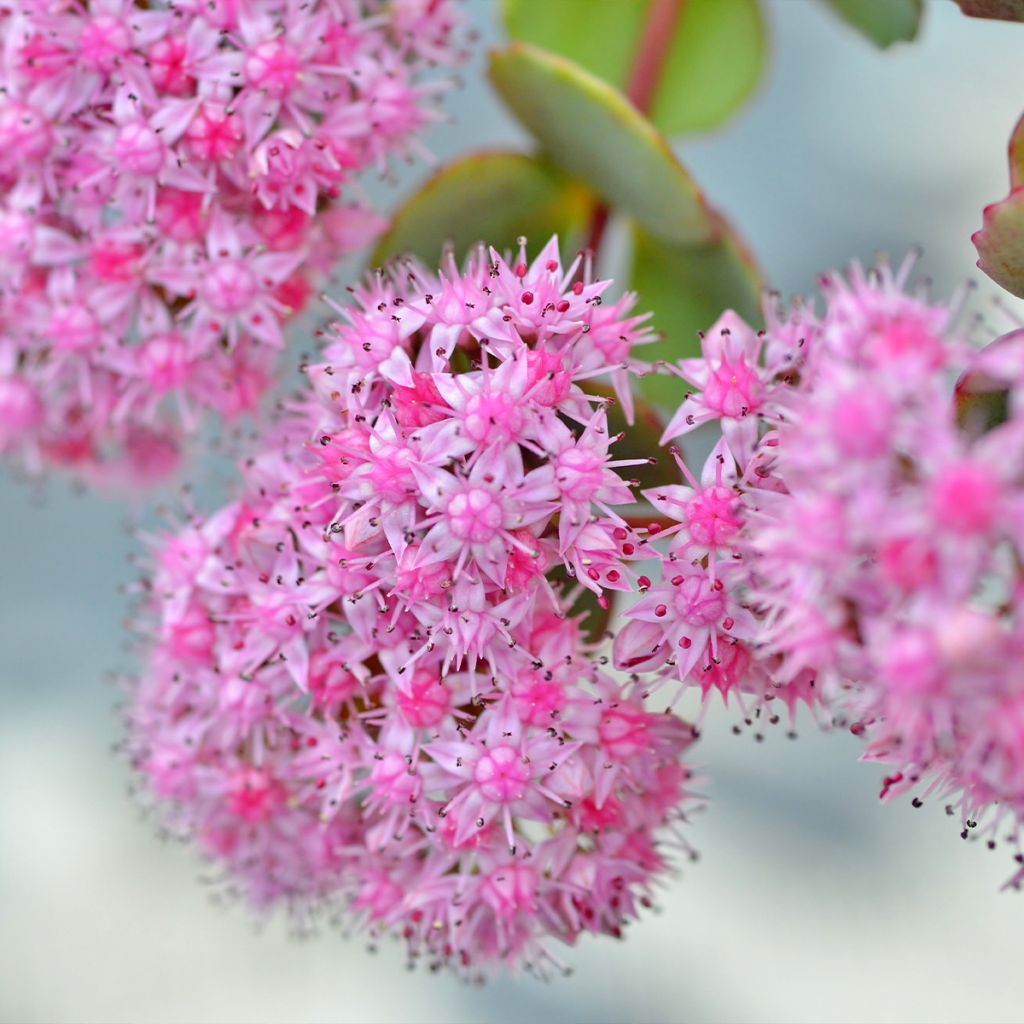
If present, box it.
[127,238,701,976]
[626,253,1024,882]
[750,263,1024,881]
[0,0,459,483]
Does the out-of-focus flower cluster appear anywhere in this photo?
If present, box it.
[0,0,459,483]
[751,265,1024,881]
[624,255,1024,881]
[127,239,701,977]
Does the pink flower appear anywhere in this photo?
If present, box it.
[0,0,462,484]
[127,237,703,975]
[661,311,773,464]
[703,256,1024,884]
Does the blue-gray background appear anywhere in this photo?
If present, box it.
[3,2,1024,1021]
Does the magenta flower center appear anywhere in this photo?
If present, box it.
[50,304,101,352]
[147,37,192,95]
[155,189,207,244]
[89,240,142,283]
[78,16,132,72]
[931,460,1002,534]
[701,357,764,418]
[448,486,504,542]
[15,34,65,83]
[396,673,450,727]
[525,349,571,406]
[226,771,282,823]
[473,744,530,803]
[598,706,651,759]
[365,444,416,502]
[511,671,565,725]
[674,574,725,626]
[186,105,244,164]
[830,390,893,458]
[393,559,452,602]
[0,101,51,162]
[879,536,937,590]
[555,446,605,501]
[370,751,420,803]
[463,391,524,445]
[244,40,302,97]
[868,312,946,367]
[307,659,359,708]
[140,335,189,392]
[203,259,259,315]
[684,485,740,548]
[114,121,165,175]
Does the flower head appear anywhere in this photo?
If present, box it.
[649,254,1024,883]
[0,0,462,483]
[128,238,701,976]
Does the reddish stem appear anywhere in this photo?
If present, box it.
[584,205,610,262]
[583,0,687,264]
[626,0,686,114]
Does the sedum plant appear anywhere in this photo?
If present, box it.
[0,0,461,482]
[9,0,1024,985]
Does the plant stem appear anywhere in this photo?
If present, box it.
[583,205,611,263]
[626,0,686,114]
[583,0,687,263]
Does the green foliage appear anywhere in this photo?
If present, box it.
[651,0,765,134]
[821,0,923,47]
[973,187,1024,297]
[956,381,1011,437]
[489,43,715,245]
[371,42,767,425]
[972,111,1024,299]
[501,0,765,135]
[1009,112,1024,187]
[371,151,593,265]
[630,220,764,407]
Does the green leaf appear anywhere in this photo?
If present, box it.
[651,0,765,135]
[956,376,1011,436]
[953,0,1024,20]
[974,187,1024,297]
[489,43,715,245]
[501,0,765,136]
[630,216,764,408]
[820,0,923,47]
[955,333,1018,435]
[371,151,593,266]
[1009,112,1024,187]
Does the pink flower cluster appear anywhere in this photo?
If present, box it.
[128,239,700,976]
[0,0,458,483]
[611,305,821,727]
[747,263,1024,877]
[625,253,1024,879]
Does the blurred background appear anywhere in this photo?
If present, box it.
[4,2,1024,1021]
